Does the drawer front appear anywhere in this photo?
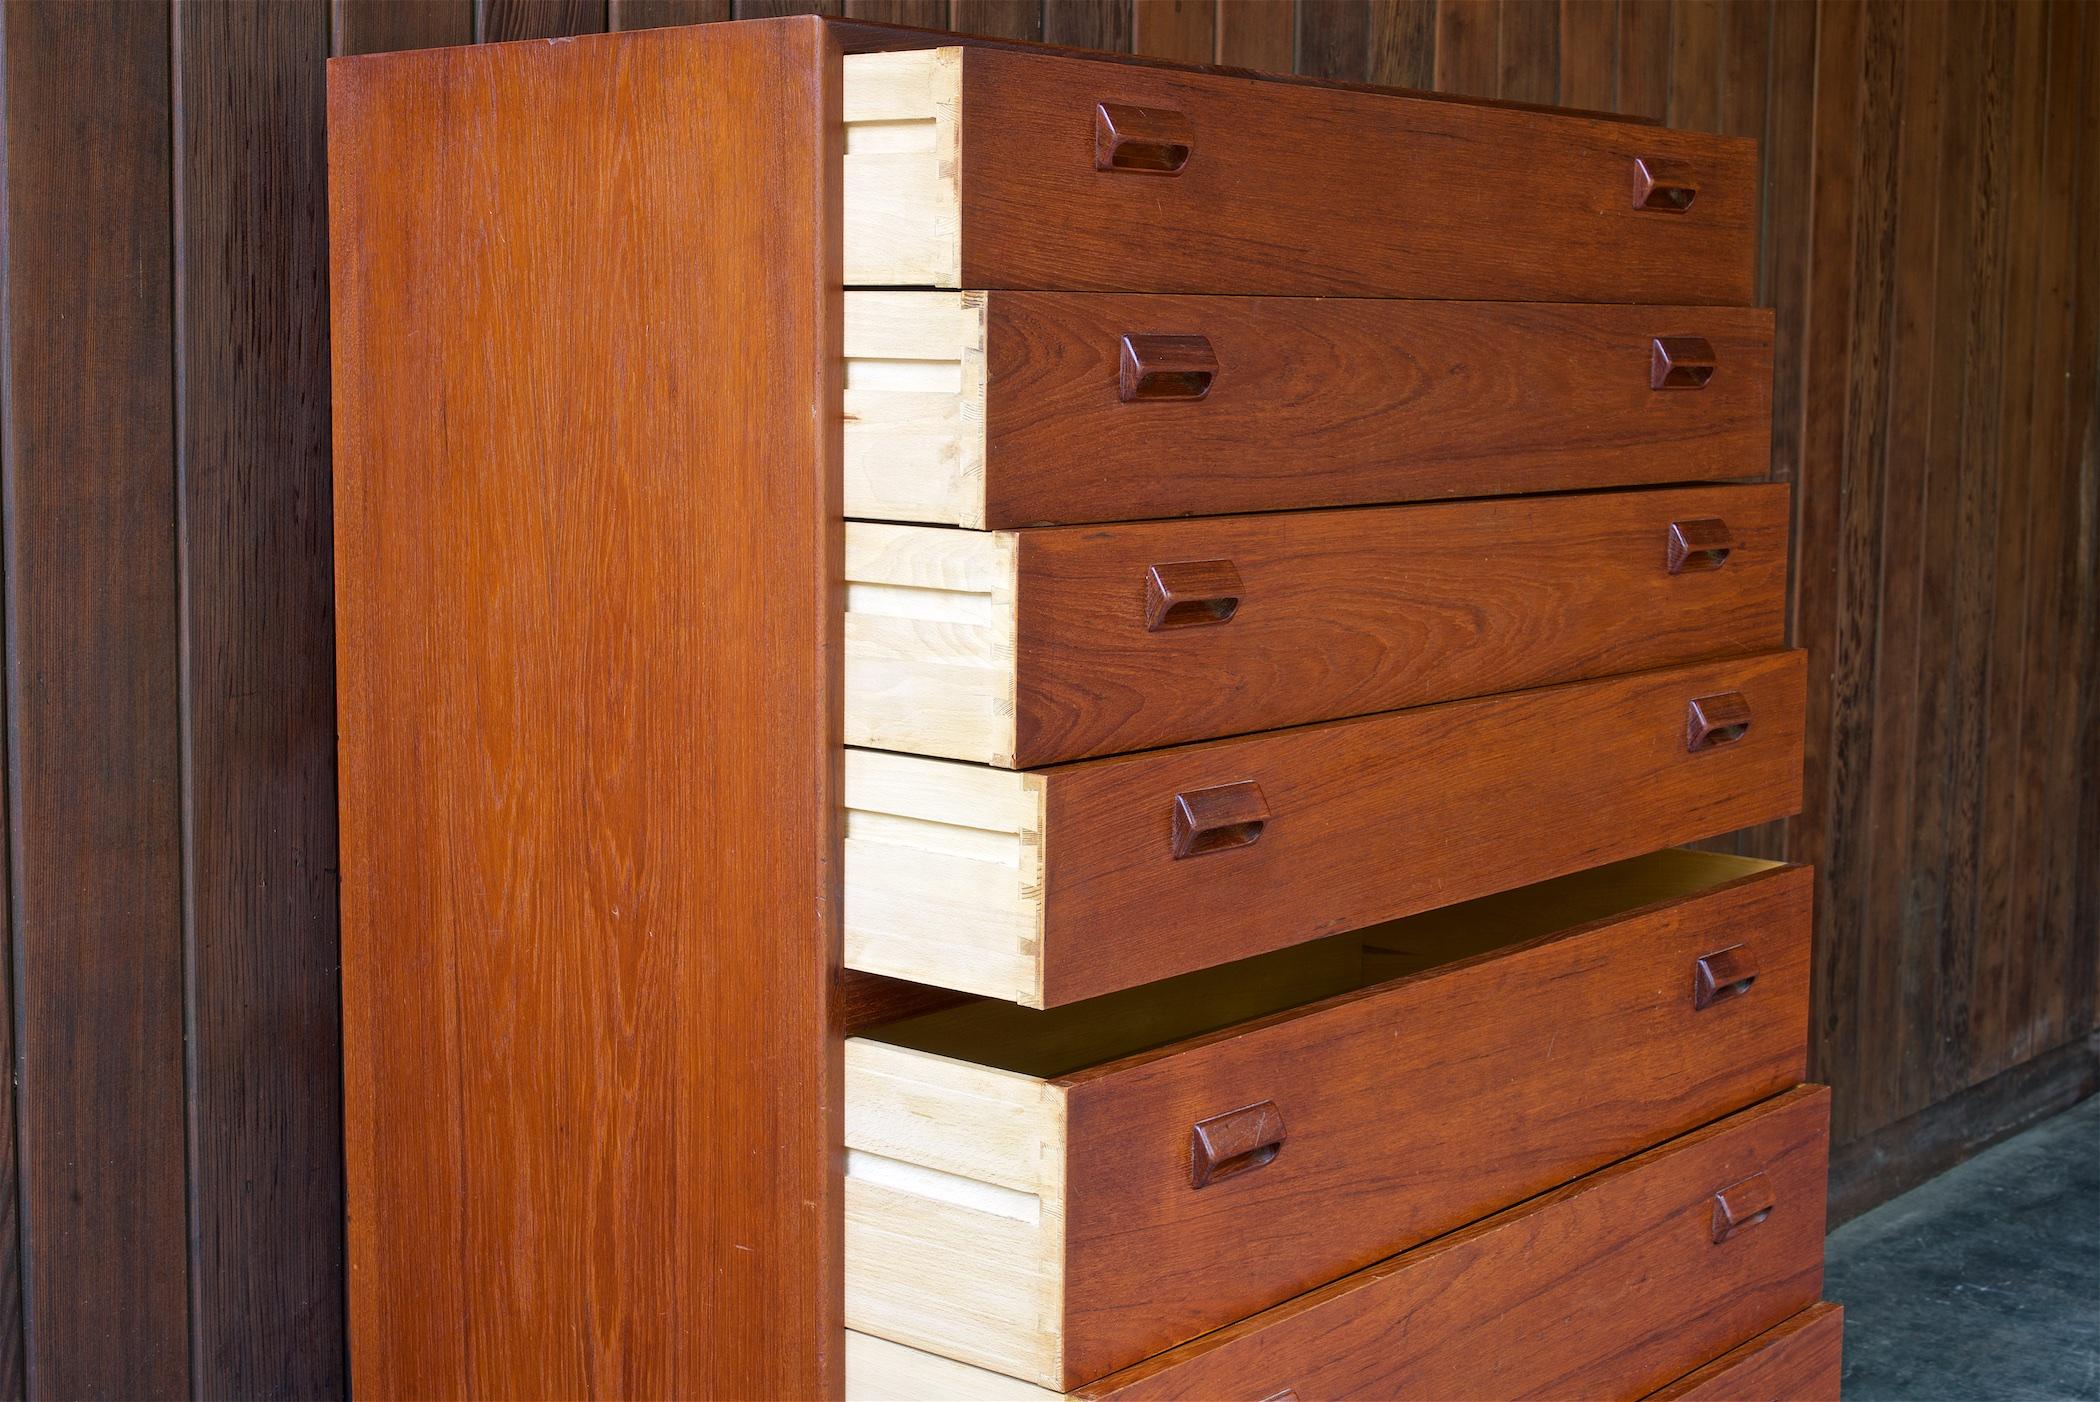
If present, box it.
[1035,649,1804,1004]
[843,291,1773,528]
[846,48,1758,301]
[1011,484,1789,766]
[1081,1087,1831,1401]
[1649,1301,1845,1401]
[986,296,1772,526]
[1054,863,1812,1386]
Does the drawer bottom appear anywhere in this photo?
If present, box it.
[1650,1301,1845,1401]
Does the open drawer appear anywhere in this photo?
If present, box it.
[846,649,1805,1005]
[848,876,1819,1390]
[845,292,1773,528]
[846,484,1790,767]
[842,48,1757,302]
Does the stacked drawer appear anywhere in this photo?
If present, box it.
[839,43,1838,1401]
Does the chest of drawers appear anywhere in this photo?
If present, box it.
[329,17,1839,1399]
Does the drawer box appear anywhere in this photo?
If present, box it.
[845,292,1774,527]
[843,48,1757,302]
[848,1080,1831,1396]
[846,484,1790,767]
[846,649,1805,1005]
[1652,1301,1845,1401]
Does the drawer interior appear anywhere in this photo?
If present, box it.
[859,847,1783,1078]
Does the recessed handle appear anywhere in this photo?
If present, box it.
[1096,102,1193,174]
[1146,559,1242,630]
[1686,692,1752,752]
[1191,1100,1285,1188]
[1667,518,1736,573]
[1260,1392,1301,1401]
[1171,780,1268,858]
[1694,944,1758,1009]
[1120,333,1217,401]
[1632,155,1698,211]
[1711,1172,1775,1243]
[1652,335,1717,389]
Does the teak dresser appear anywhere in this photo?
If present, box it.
[328,17,1840,1400]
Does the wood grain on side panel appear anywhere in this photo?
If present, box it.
[328,19,839,1397]
[0,4,188,1397]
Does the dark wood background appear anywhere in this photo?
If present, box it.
[0,0,2090,1396]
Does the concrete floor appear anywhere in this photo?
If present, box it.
[1824,1095,2100,1401]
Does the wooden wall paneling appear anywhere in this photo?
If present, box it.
[478,0,610,38]
[1042,0,1131,52]
[332,0,475,53]
[2005,0,2089,1067]
[173,2,347,1395]
[1666,0,1718,131]
[1762,0,1813,489]
[846,0,948,25]
[0,711,17,1399]
[328,17,841,1396]
[1615,0,1668,119]
[1216,0,1292,70]
[610,0,733,27]
[1902,0,1989,1117]
[1857,0,1944,1129]
[1369,0,1436,89]
[1793,0,1863,1117]
[1931,0,2016,1103]
[1557,0,1615,110]
[1131,0,1213,62]
[1432,0,1496,97]
[950,0,1044,42]
[1296,0,1370,81]
[1497,0,1556,104]
[2064,7,2100,1032]
[0,3,190,1398]
[1971,0,2051,1088]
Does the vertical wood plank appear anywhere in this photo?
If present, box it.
[1970,0,2050,1085]
[1434,0,1499,95]
[1218,0,1293,67]
[1616,0,1668,118]
[1932,0,2016,1101]
[479,0,610,37]
[844,0,948,23]
[1720,0,1771,290]
[332,0,475,53]
[950,0,1043,40]
[328,20,841,1396]
[1043,0,1132,49]
[0,4,190,1397]
[611,0,732,26]
[1858,0,1945,1128]
[1369,0,1437,87]
[1792,0,1864,1110]
[1498,0,1558,103]
[1557,0,1616,110]
[1132,0,1215,61]
[2002,0,2085,1068]
[1763,0,1814,487]
[1298,0,1372,79]
[173,2,347,1395]
[1668,0,1720,130]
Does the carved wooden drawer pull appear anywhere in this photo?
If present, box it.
[1686,692,1752,752]
[1095,102,1193,174]
[1191,1100,1286,1188]
[1632,155,1698,211]
[1667,518,1735,573]
[1120,333,1218,401]
[1711,1172,1776,1243]
[1171,779,1268,858]
[1651,335,1717,389]
[1693,945,1758,1009]
[1146,559,1242,630]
